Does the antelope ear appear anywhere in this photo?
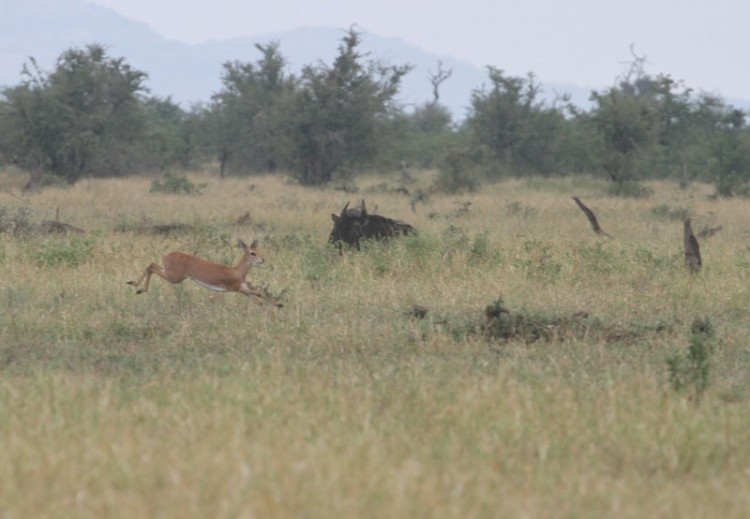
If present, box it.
[237,238,247,249]
[250,239,259,249]
[331,214,340,223]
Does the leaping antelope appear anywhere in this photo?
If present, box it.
[127,239,281,306]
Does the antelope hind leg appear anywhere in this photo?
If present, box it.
[127,263,164,294]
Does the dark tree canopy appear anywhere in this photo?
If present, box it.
[0,39,747,196]
[0,44,149,186]
[286,28,412,185]
[465,68,566,176]
[209,41,296,176]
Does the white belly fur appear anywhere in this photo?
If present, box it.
[191,278,229,292]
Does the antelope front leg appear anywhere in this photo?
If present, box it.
[239,284,283,307]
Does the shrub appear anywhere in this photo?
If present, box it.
[29,236,96,268]
[650,204,690,221]
[150,172,205,195]
[0,204,37,237]
[434,149,482,193]
[606,180,654,198]
[666,317,715,402]
[708,132,750,197]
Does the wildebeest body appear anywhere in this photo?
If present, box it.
[329,200,416,250]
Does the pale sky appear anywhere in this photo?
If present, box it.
[88,0,750,101]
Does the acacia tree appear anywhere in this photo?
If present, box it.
[0,44,148,187]
[286,27,412,185]
[380,101,455,170]
[209,41,296,176]
[586,49,703,185]
[706,108,750,196]
[141,96,194,170]
[588,85,660,183]
[586,50,749,194]
[465,68,567,176]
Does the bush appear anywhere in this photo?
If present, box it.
[650,204,690,221]
[708,132,750,197]
[434,149,482,193]
[0,203,36,237]
[606,180,653,198]
[150,172,205,195]
[666,317,715,402]
[29,236,96,268]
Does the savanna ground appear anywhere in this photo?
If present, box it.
[1,167,750,518]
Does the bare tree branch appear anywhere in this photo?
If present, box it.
[428,60,453,105]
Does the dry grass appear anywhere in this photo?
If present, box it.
[1,169,750,518]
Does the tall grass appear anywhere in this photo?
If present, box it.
[1,170,750,517]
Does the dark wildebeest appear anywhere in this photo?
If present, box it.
[329,200,416,251]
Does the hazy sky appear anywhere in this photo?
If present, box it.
[89,0,750,100]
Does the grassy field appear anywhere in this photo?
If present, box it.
[1,168,750,518]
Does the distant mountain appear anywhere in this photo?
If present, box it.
[0,0,216,101]
[4,0,746,118]
[0,0,600,119]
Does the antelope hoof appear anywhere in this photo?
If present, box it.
[135,288,147,294]
[126,280,137,285]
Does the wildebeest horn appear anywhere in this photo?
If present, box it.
[340,201,351,217]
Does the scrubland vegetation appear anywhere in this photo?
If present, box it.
[1,168,750,517]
